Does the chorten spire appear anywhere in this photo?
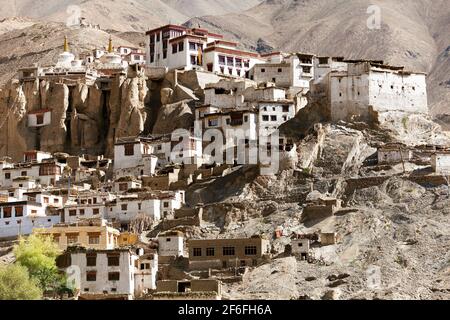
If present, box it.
[108,36,113,53]
[64,36,69,52]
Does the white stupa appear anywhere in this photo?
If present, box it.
[102,36,126,67]
[56,36,75,68]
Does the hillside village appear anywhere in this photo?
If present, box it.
[0,23,449,300]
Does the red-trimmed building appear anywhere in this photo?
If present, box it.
[145,24,265,76]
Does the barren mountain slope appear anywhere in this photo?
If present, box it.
[187,0,450,114]
[0,0,262,32]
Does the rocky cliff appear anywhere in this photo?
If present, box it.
[0,71,149,161]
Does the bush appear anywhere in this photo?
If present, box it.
[14,234,64,292]
[0,264,42,300]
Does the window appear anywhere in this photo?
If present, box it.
[235,58,242,67]
[244,116,248,122]
[67,234,78,245]
[79,209,85,216]
[124,144,134,156]
[108,272,120,281]
[93,208,99,215]
[278,68,282,73]
[227,57,234,66]
[156,33,160,42]
[226,118,231,125]
[54,198,60,204]
[193,248,202,257]
[208,119,219,127]
[137,203,142,210]
[69,210,76,216]
[86,272,97,282]
[86,254,97,266]
[3,207,12,218]
[21,171,27,177]
[218,55,225,65]
[172,43,178,54]
[282,105,290,112]
[15,206,23,217]
[190,55,197,65]
[244,60,250,68]
[121,204,128,211]
[89,234,100,245]
[271,115,277,121]
[4,173,10,180]
[245,246,257,256]
[53,235,60,243]
[43,197,49,204]
[319,57,328,64]
[223,247,235,256]
[228,68,233,74]
[189,42,196,51]
[302,66,311,73]
[178,42,184,52]
[261,68,266,73]
[36,114,44,125]
[262,115,269,122]
[107,255,120,266]
[119,183,128,191]
[206,248,215,257]
[163,202,169,208]
[150,54,154,63]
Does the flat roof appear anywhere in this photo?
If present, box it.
[146,24,187,35]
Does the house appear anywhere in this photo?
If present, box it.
[187,236,271,270]
[113,137,159,179]
[431,151,450,175]
[0,199,61,239]
[377,143,413,164]
[0,152,65,188]
[301,196,342,222]
[134,252,158,294]
[34,218,120,250]
[203,41,265,77]
[57,247,144,300]
[27,109,52,127]
[252,52,315,93]
[107,193,162,229]
[64,200,107,224]
[157,230,184,257]
[114,177,142,193]
[291,238,311,258]
[154,279,222,300]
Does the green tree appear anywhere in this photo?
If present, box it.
[0,264,42,300]
[14,234,64,292]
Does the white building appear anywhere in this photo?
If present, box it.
[27,109,52,127]
[0,199,61,239]
[113,138,159,178]
[135,252,158,294]
[145,25,223,70]
[145,24,264,77]
[313,59,428,122]
[157,231,184,257]
[107,194,161,228]
[63,191,114,224]
[60,248,143,299]
[431,152,450,175]
[258,101,296,137]
[252,52,315,93]
[203,41,266,77]
[114,177,142,194]
[0,152,65,188]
